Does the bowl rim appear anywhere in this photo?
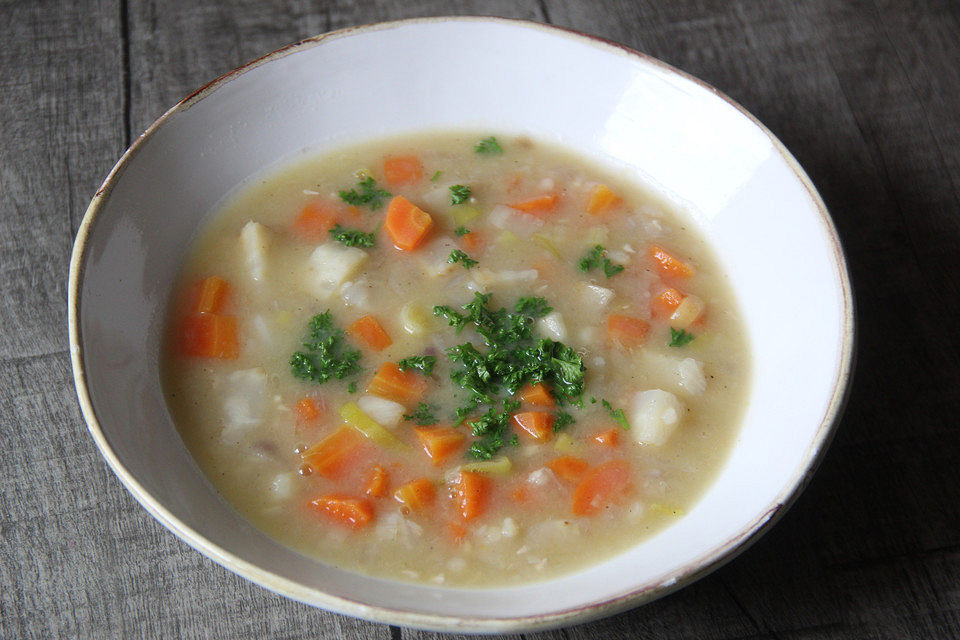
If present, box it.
[68,15,856,633]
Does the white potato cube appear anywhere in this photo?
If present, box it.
[221,368,267,442]
[536,311,567,341]
[676,358,707,395]
[581,283,614,308]
[630,389,685,446]
[240,221,273,282]
[420,236,459,277]
[306,242,368,298]
[357,395,405,428]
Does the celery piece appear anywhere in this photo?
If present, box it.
[585,225,608,246]
[339,402,407,451]
[497,230,519,245]
[532,233,562,259]
[554,432,578,454]
[400,302,432,335]
[649,503,685,517]
[460,456,513,475]
[452,204,482,226]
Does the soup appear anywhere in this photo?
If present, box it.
[163,132,750,586]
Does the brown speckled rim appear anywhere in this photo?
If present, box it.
[68,16,856,634]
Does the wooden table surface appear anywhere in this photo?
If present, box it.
[3,1,959,638]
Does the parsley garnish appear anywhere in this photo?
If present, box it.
[329,223,376,248]
[347,381,357,394]
[436,293,587,458]
[450,185,472,205]
[289,312,361,384]
[338,176,390,210]
[403,402,438,425]
[448,249,478,269]
[554,411,575,432]
[474,136,503,155]
[431,170,443,182]
[669,327,695,347]
[578,244,624,279]
[514,297,552,318]
[602,399,630,430]
[510,434,520,446]
[455,226,470,237]
[398,355,436,376]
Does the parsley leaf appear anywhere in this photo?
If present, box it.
[669,327,695,347]
[448,249,478,269]
[602,399,630,430]
[403,403,438,425]
[329,223,376,248]
[431,170,443,182]
[433,305,467,331]
[554,411,575,432]
[398,355,436,376]
[578,244,624,279]
[474,136,503,154]
[454,226,470,237]
[289,312,361,384]
[338,176,391,210]
[510,434,520,446]
[514,297,553,318]
[467,404,514,459]
[450,185,472,205]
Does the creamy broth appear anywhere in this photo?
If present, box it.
[163,132,750,587]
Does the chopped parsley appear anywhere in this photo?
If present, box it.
[398,355,436,376]
[578,244,624,279]
[514,296,552,318]
[474,136,503,155]
[602,399,630,430]
[431,170,443,182]
[554,411,575,432]
[338,175,391,210]
[510,434,520,447]
[289,311,361,384]
[435,293,587,458]
[450,185,472,205]
[447,249,478,269]
[669,327,695,347]
[329,223,376,248]
[403,403,438,425]
[347,381,357,394]
[454,226,470,237]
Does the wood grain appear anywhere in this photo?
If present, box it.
[2,0,959,638]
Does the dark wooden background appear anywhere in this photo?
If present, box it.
[3,1,959,638]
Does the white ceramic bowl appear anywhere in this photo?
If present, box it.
[69,17,854,633]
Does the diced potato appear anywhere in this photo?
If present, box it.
[585,226,609,246]
[220,368,267,442]
[554,432,577,454]
[357,395,405,428]
[306,242,368,298]
[676,358,706,395]
[340,278,371,309]
[473,268,539,288]
[269,473,295,500]
[536,311,567,341]
[240,221,273,282]
[452,204,482,226]
[670,294,705,329]
[581,283,614,308]
[400,302,432,335]
[630,389,685,446]
[420,236,459,277]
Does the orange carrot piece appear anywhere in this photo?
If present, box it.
[291,201,337,241]
[593,429,620,447]
[383,155,424,186]
[586,184,622,215]
[651,287,686,318]
[519,383,555,408]
[413,426,465,466]
[393,478,436,512]
[180,314,239,359]
[572,460,631,516]
[455,471,491,522]
[385,195,433,251]
[364,464,389,498]
[366,362,427,405]
[301,426,364,479]
[347,315,393,351]
[309,494,375,530]
[460,230,484,254]
[607,314,651,349]
[512,411,555,442]
[295,397,323,425]
[510,485,530,504]
[194,276,230,314]
[448,521,469,544]
[509,194,559,214]
[547,455,590,483]
[649,244,696,279]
